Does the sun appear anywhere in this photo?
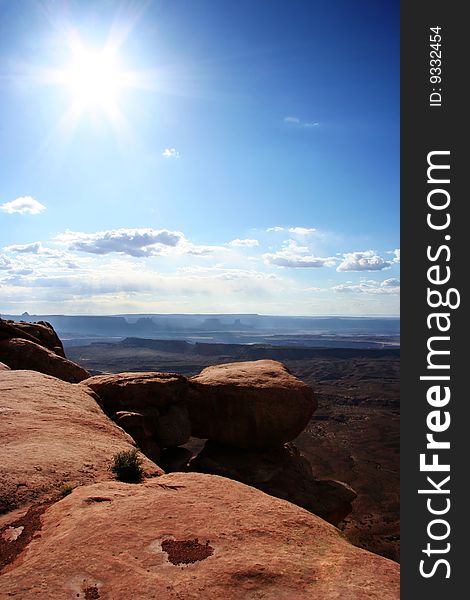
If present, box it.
[62,47,124,109]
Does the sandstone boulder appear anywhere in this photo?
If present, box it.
[0,370,161,514]
[0,319,65,357]
[188,360,316,449]
[0,338,89,383]
[82,372,191,453]
[0,473,399,599]
[191,441,356,525]
[114,411,161,462]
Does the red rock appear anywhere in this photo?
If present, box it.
[188,360,317,449]
[0,362,10,370]
[0,338,90,383]
[0,370,161,514]
[82,372,191,450]
[114,411,161,462]
[0,319,65,357]
[82,372,188,411]
[191,441,356,525]
[0,473,399,598]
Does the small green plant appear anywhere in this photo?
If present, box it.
[111,449,144,483]
[59,483,74,497]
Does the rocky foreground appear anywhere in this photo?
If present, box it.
[0,319,399,598]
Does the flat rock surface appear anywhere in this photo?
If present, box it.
[0,370,160,514]
[0,473,399,599]
[188,360,317,450]
[0,338,89,383]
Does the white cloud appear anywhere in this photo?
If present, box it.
[288,227,317,235]
[333,280,400,295]
[393,248,400,263]
[284,116,300,124]
[337,250,393,272]
[162,148,180,158]
[264,240,336,269]
[228,238,260,247]
[267,255,334,268]
[56,228,185,257]
[4,241,58,255]
[283,117,320,128]
[0,196,46,215]
[0,255,13,270]
[382,278,400,287]
[267,226,317,235]
[54,228,226,258]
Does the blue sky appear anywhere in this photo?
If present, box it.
[0,0,399,315]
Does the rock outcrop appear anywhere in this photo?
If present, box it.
[0,318,65,357]
[0,370,161,514]
[82,372,191,462]
[191,441,356,526]
[0,473,399,599]
[188,360,317,450]
[0,361,10,370]
[185,360,355,525]
[0,338,90,383]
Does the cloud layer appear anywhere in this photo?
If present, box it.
[1,222,400,314]
[333,279,400,295]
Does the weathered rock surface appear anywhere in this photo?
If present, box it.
[0,338,90,383]
[0,473,399,599]
[0,362,10,371]
[188,360,317,450]
[82,372,191,458]
[191,441,356,525]
[0,370,161,514]
[0,319,65,357]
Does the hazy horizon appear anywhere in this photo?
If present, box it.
[3,311,400,319]
[0,1,399,316]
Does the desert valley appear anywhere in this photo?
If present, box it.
[0,315,399,599]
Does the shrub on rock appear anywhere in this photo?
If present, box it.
[111,449,144,483]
